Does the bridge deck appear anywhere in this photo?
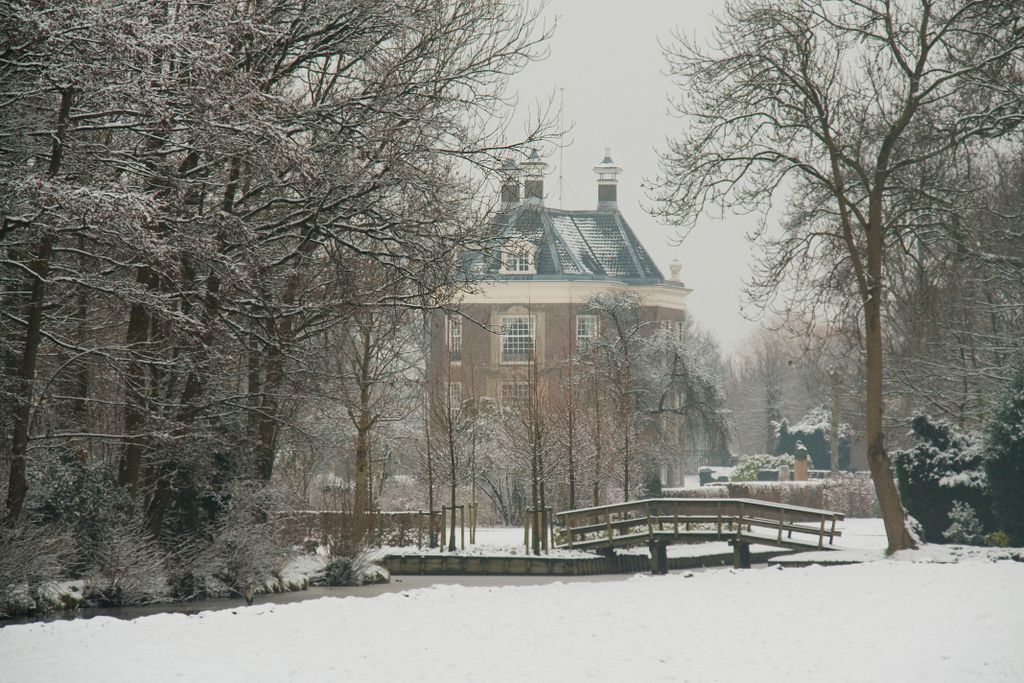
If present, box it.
[555,498,844,553]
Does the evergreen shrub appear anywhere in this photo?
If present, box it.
[893,414,992,543]
[984,358,1024,545]
[773,407,852,470]
[731,454,793,482]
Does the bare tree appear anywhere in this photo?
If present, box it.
[497,346,559,555]
[582,292,729,498]
[1,0,558,540]
[652,0,1024,551]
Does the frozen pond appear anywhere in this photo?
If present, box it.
[0,570,694,627]
[2,519,887,627]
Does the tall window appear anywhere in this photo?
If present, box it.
[669,390,682,410]
[659,319,685,342]
[447,316,462,362]
[448,382,462,411]
[500,382,530,407]
[500,314,534,363]
[576,314,598,349]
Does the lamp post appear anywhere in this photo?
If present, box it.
[827,366,843,475]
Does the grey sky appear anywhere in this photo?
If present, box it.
[509,0,761,353]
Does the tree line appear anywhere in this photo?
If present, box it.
[651,0,1024,552]
[1,0,555,602]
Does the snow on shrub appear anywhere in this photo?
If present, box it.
[943,501,984,545]
[983,356,1024,545]
[702,474,878,516]
[0,523,72,617]
[171,482,291,600]
[321,551,388,587]
[773,407,852,470]
[83,518,168,606]
[730,454,794,481]
[893,414,993,544]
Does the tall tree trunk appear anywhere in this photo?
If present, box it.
[621,347,632,502]
[425,400,436,548]
[252,237,316,482]
[352,324,373,517]
[5,236,54,523]
[353,421,371,514]
[592,382,602,506]
[566,359,577,509]
[255,345,283,481]
[118,265,156,501]
[447,403,458,552]
[865,218,915,553]
[530,429,540,556]
[5,88,72,524]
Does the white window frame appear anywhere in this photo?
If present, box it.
[447,316,462,363]
[576,314,598,348]
[499,240,537,275]
[448,382,462,411]
[659,319,685,342]
[500,314,535,364]
[500,382,530,407]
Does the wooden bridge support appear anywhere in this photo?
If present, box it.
[731,540,751,569]
[649,541,668,575]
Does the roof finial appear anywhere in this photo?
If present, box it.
[593,148,622,211]
[520,148,548,205]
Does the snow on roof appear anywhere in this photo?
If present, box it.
[465,204,664,281]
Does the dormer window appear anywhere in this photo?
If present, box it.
[510,250,532,272]
[499,240,537,275]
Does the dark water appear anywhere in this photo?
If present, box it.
[1,570,698,628]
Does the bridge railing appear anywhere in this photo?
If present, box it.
[556,498,844,551]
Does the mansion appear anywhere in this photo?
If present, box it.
[429,149,693,490]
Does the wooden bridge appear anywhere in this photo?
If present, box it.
[556,498,845,570]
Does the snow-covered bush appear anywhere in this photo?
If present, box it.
[83,518,168,606]
[0,523,71,617]
[731,454,793,481]
[32,450,129,576]
[893,414,992,543]
[984,531,1010,548]
[943,501,984,545]
[984,357,1024,545]
[171,482,291,600]
[773,407,852,470]
[322,551,369,586]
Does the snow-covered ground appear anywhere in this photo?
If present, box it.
[5,521,1021,681]
[2,553,1021,682]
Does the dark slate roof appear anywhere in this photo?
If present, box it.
[465,204,664,282]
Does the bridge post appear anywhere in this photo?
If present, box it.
[648,541,668,575]
[730,540,751,569]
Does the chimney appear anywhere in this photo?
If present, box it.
[520,148,547,205]
[499,154,520,210]
[593,147,622,211]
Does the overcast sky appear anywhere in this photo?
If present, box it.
[508,0,763,354]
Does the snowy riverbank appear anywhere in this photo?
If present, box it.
[2,551,1022,682]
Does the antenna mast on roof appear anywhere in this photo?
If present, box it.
[558,87,564,209]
